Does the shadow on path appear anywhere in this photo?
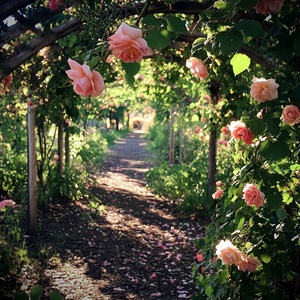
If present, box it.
[16,130,206,300]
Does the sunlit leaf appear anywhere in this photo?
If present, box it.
[230,53,251,76]
[260,253,271,264]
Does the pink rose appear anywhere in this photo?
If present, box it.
[216,240,242,265]
[0,200,16,210]
[216,181,222,187]
[242,183,265,208]
[282,105,300,125]
[250,77,279,102]
[186,57,208,81]
[255,0,284,15]
[228,121,254,145]
[108,22,152,63]
[49,0,60,11]
[236,253,260,272]
[221,126,230,136]
[212,189,224,199]
[53,154,59,161]
[194,126,201,134]
[66,58,105,98]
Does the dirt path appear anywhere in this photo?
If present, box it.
[16,131,206,300]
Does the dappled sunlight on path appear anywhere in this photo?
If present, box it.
[20,130,206,300]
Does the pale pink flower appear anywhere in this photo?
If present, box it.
[212,189,224,199]
[282,105,300,125]
[66,58,105,98]
[108,22,152,63]
[186,57,208,81]
[216,181,222,187]
[228,120,254,145]
[242,183,265,208]
[53,154,59,161]
[255,0,284,15]
[0,200,16,210]
[51,160,57,165]
[151,273,157,279]
[236,253,260,272]
[39,99,44,105]
[250,77,279,102]
[65,118,70,124]
[216,240,242,265]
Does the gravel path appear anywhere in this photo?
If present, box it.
[10,130,206,300]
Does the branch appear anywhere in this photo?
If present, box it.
[0,17,83,80]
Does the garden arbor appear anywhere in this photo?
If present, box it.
[1,0,300,299]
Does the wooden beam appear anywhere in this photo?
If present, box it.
[0,17,83,80]
[0,0,35,22]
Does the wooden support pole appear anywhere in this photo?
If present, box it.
[57,115,64,176]
[169,108,175,166]
[27,104,37,235]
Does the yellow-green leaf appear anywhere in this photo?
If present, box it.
[230,53,251,76]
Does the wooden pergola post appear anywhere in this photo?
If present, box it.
[169,108,175,166]
[27,103,37,235]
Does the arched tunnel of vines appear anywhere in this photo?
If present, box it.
[0,0,300,299]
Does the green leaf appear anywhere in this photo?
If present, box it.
[30,286,43,300]
[89,56,100,69]
[215,29,244,56]
[13,293,29,300]
[121,61,140,85]
[214,0,226,9]
[260,140,290,162]
[191,114,199,122]
[205,285,214,297]
[230,53,251,75]
[234,20,264,38]
[260,253,271,264]
[237,216,245,230]
[142,14,166,27]
[191,37,207,54]
[248,118,266,136]
[50,289,64,300]
[146,28,171,50]
[239,0,258,10]
[276,208,287,221]
[167,16,187,34]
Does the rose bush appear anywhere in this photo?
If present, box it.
[66,58,105,98]
[108,22,152,63]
